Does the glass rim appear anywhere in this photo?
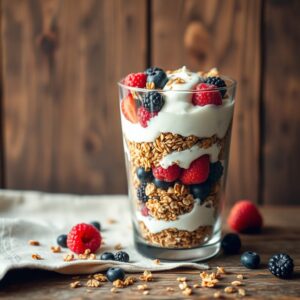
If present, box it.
[118,75,237,93]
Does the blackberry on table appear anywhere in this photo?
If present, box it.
[137,182,148,202]
[204,76,227,97]
[114,251,130,262]
[142,91,164,112]
[268,253,294,279]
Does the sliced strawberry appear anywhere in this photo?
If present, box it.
[121,94,138,123]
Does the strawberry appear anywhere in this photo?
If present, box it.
[180,155,210,185]
[121,94,138,123]
[152,164,182,182]
[124,72,147,88]
[137,107,157,128]
[192,83,222,106]
[228,200,263,233]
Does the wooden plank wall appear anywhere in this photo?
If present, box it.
[0,0,299,204]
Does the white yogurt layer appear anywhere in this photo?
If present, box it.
[137,203,215,234]
[160,143,221,169]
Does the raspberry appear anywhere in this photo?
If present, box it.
[124,72,147,88]
[227,200,263,233]
[141,205,149,216]
[192,83,222,106]
[180,155,210,185]
[137,107,158,128]
[152,165,182,182]
[67,223,101,254]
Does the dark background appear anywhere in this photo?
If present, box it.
[0,0,299,205]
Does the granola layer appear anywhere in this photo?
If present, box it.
[139,221,213,248]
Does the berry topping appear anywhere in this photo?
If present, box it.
[241,251,260,269]
[90,221,101,231]
[137,182,148,203]
[114,251,130,263]
[208,161,224,184]
[57,234,68,248]
[204,76,227,97]
[106,267,125,282]
[228,200,263,233]
[153,178,174,190]
[136,167,153,182]
[189,180,211,202]
[142,91,165,112]
[180,155,210,185]
[137,107,158,128]
[192,83,222,106]
[67,223,101,254]
[100,252,115,260]
[124,72,147,88]
[141,205,149,216]
[145,67,168,88]
[121,94,138,123]
[221,233,242,254]
[268,253,294,279]
[152,165,182,182]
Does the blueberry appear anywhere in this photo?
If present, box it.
[221,233,242,254]
[57,234,68,248]
[145,67,168,89]
[106,267,125,282]
[189,181,211,202]
[241,251,260,269]
[90,221,101,231]
[208,162,224,184]
[136,167,153,182]
[100,252,115,261]
[114,251,130,262]
[142,91,164,112]
[153,178,173,190]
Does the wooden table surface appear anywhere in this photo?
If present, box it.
[0,206,299,300]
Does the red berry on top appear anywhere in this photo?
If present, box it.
[137,107,157,128]
[121,94,139,123]
[192,83,222,106]
[152,164,182,182]
[227,200,263,233]
[67,223,102,254]
[124,72,147,88]
[180,155,210,185]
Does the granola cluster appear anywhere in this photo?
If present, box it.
[139,221,213,248]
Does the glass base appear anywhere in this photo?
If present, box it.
[134,227,221,262]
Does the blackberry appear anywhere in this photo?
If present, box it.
[221,233,241,254]
[142,91,164,112]
[268,253,294,279]
[204,76,227,97]
[241,251,260,269]
[137,183,148,202]
[114,251,130,262]
[136,167,153,182]
[145,67,168,89]
[189,181,211,203]
[208,162,224,184]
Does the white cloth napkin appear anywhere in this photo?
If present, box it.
[0,190,209,280]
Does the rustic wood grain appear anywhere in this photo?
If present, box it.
[262,0,300,205]
[0,206,299,299]
[0,0,4,188]
[151,0,262,205]
[2,0,147,194]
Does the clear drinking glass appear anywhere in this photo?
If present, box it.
[118,76,236,261]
